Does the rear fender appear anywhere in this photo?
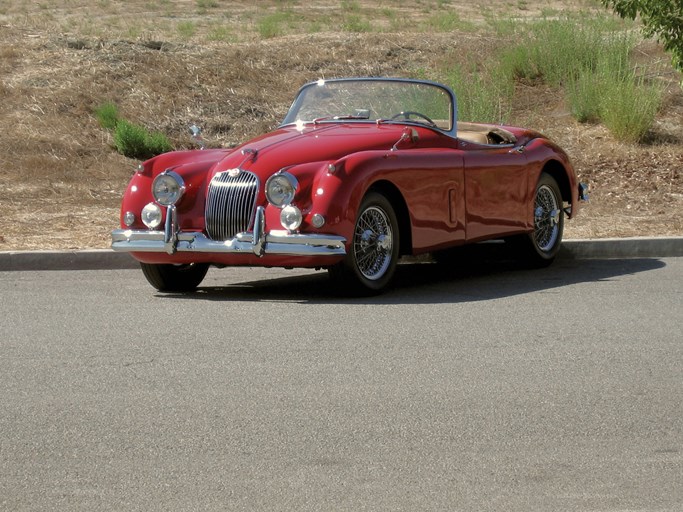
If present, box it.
[522,138,579,220]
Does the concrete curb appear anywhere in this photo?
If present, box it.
[560,236,683,260]
[0,237,682,272]
[0,249,139,271]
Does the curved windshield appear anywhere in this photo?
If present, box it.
[282,79,454,132]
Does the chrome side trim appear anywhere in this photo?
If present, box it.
[111,228,346,257]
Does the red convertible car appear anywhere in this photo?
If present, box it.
[112,78,587,294]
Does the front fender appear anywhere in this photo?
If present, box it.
[282,151,406,242]
[120,151,228,231]
[284,148,464,250]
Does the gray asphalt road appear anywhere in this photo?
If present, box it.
[1,256,681,511]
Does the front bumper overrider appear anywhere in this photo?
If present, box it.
[111,206,347,257]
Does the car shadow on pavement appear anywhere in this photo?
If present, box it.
[156,244,666,305]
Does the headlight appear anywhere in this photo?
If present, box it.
[280,205,302,231]
[141,202,163,229]
[265,171,298,208]
[152,171,185,206]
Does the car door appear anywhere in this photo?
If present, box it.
[463,147,529,241]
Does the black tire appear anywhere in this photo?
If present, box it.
[509,173,564,267]
[329,192,400,295]
[140,262,209,292]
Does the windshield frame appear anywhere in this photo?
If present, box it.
[280,78,458,137]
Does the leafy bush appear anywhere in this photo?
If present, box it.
[95,102,173,159]
[445,63,513,123]
[602,0,683,76]
[424,11,474,33]
[600,73,663,143]
[563,38,663,142]
[177,21,197,39]
[94,101,119,130]
[498,18,635,86]
[566,72,604,123]
[114,120,172,160]
[491,16,662,142]
[257,12,291,39]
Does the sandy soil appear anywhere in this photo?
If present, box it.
[0,1,680,251]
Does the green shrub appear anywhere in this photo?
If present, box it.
[498,17,636,86]
[145,129,174,156]
[342,14,371,33]
[177,21,197,39]
[114,120,172,160]
[445,64,512,123]
[566,72,605,123]
[424,11,474,32]
[95,101,173,159]
[207,25,235,42]
[600,74,663,143]
[257,12,291,39]
[94,101,119,130]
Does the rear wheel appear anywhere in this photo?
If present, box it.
[140,262,209,292]
[329,192,400,295]
[510,173,564,266]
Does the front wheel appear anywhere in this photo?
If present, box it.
[329,192,400,295]
[510,173,564,267]
[140,262,209,292]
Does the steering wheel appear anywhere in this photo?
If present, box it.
[390,111,437,128]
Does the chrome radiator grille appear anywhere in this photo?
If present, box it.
[205,171,259,241]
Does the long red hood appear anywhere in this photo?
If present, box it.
[211,123,429,179]
[145,122,461,183]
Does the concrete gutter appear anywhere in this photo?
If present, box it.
[0,237,682,272]
[0,249,139,271]
[560,236,683,260]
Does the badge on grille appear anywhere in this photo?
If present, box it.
[227,168,241,178]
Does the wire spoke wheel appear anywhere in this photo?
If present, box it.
[507,173,564,267]
[329,192,399,295]
[533,184,561,253]
[353,206,393,280]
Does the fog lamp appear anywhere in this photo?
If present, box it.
[141,202,162,229]
[123,211,135,227]
[280,205,302,231]
[152,171,185,206]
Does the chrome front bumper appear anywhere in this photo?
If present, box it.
[111,206,346,257]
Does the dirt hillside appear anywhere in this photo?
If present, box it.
[0,1,681,251]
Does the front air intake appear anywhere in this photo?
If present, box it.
[205,170,259,241]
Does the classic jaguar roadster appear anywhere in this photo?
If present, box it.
[112,78,587,294]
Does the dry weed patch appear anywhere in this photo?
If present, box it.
[0,1,681,250]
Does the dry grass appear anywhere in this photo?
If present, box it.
[0,0,681,251]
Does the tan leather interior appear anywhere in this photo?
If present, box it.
[457,122,517,145]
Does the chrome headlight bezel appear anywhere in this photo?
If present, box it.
[152,171,185,206]
[265,171,298,208]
